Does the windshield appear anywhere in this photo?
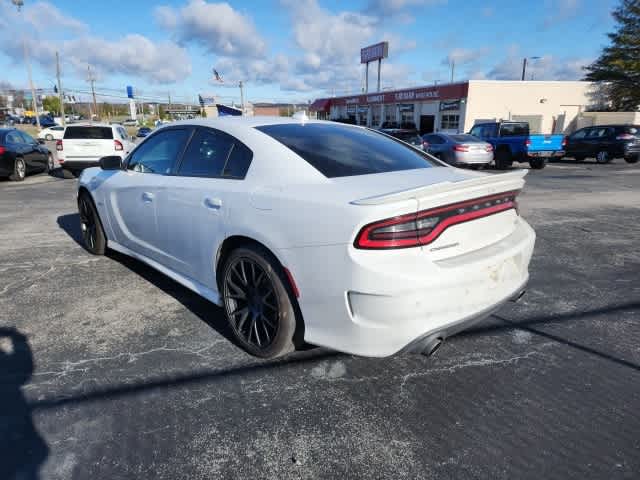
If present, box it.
[256,123,438,178]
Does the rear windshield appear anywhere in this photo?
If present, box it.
[450,134,481,142]
[499,123,529,137]
[64,126,113,140]
[256,123,438,178]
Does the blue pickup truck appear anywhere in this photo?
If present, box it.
[469,121,565,169]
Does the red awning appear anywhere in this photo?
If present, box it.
[309,98,331,112]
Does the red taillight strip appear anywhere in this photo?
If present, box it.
[355,190,519,250]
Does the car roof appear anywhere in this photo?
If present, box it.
[66,122,115,128]
[165,115,342,130]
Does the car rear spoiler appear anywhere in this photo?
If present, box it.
[351,169,528,206]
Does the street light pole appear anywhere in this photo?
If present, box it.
[13,0,40,129]
[521,56,541,81]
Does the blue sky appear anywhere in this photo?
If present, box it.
[0,0,617,105]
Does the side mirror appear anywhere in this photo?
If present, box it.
[99,155,123,170]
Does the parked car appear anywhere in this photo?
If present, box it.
[122,118,138,126]
[563,125,640,164]
[469,121,565,169]
[32,115,57,128]
[379,128,423,147]
[423,133,493,167]
[57,123,135,175]
[136,126,152,138]
[77,118,534,359]
[0,128,55,181]
[38,125,65,141]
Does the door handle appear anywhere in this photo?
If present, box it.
[203,197,222,210]
[142,192,154,202]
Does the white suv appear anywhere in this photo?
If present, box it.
[57,123,135,174]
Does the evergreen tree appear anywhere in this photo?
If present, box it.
[584,0,640,111]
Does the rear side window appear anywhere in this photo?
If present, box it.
[5,131,22,143]
[223,142,253,178]
[256,123,438,178]
[499,123,529,137]
[64,126,113,140]
[178,128,234,177]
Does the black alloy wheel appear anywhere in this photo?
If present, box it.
[222,246,298,358]
[596,151,611,164]
[78,193,106,255]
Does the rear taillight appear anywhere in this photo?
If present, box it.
[114,139,123,151]
[616,133,635,140]
[562,136,567,147]
[453,144,469,152]
[56,140,63,151]
[0,146,5,155]
[485,144,493,152]
[422,141,429,149]
[354,191,520,250]
[525,139,531,147]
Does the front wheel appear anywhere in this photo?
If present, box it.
[625,155,639,164]
[222,246,299,358]
[78,192,107,255]
[529,157,547,169]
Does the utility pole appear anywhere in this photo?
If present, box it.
[87,65,98,120]
[55,51,65,126]
[239,81,245,114]
[450,59,455,83]
[167,92,172,120]
[13,0,40,128]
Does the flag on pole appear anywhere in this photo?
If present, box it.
[213,69,224,83]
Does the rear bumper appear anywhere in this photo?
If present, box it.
[527,150,564,158]
[281,217,535,357]
[59,159,101,171]
[454,151,493,165]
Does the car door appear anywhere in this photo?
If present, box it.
[4,131,25,165]
[17,131,46,171]
[566,128,588,157]
[424,134,448,159]
[105,127,192,262]
[155,127,253,287]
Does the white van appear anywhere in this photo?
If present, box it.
[57,123,135,173]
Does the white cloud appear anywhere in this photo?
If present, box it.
[365,0,445,17]
[442,47,491,66]
[487,50,590,81]
[0,1,191,84]
[156,0,266,57]
[542,0,581,28]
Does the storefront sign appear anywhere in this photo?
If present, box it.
[327,82,469,107]
[357,105,369,114]
[398,104,414,112]
[439,100,461,111]
[361,42,389,64]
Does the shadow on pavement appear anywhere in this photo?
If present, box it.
[57,213,83,248]
[460,302,640,372]
[0,327,48,480]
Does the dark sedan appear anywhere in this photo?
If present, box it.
[0,129,54,181]
[564,125,640,164]
[136,126,152,138]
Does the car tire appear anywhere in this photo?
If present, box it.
[529,158,546,169]
[78,192,107,255]
[46,153,55,173]
[495,149,513,169]
[625,155,639,164]
[45,134,53,141]
[221,245,300,359]
[574,155,586,162]
[596,151,611,164]
[9,157,26,181]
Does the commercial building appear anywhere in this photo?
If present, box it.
[310,80,596,135]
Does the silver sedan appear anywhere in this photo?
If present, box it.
[423,133,493,167]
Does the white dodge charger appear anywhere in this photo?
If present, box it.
[77,117,535,358]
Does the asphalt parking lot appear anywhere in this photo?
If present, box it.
[1,161,639,479]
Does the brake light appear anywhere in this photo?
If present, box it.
[453,144,469,152]
[525,139,531,147]
[485,144,493,152]
[616,133,635,140]
[562,136,567,147]
[354,191,520,249]
[114,139,123,151]
[0,146,5,155]
[56,140,63,151]
[422,141,429,149]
